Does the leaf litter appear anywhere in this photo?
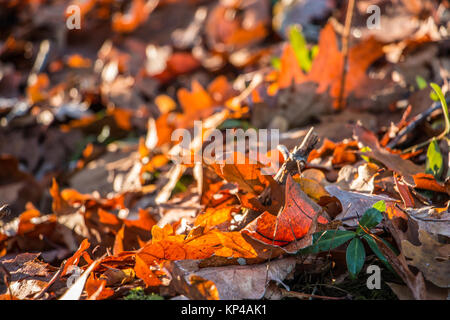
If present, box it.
[0,0,449,300]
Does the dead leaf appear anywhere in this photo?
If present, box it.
[242,175,321,252]
[402,230,450,288]
[165,257,296,300]
[406,206,450,237]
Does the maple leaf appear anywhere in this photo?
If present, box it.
[275,23,385,108]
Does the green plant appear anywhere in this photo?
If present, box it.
[288,25,316,72]
[426,138,444,180]
[415,76,439,101]
[271,25,318,72]
[405,82,449,153]
[430,83,450,139]
[123,287,164,300]
[299,201,394,279]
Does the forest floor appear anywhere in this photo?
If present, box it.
[0,0,449,301]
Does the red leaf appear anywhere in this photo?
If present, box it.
[242,175,321,251]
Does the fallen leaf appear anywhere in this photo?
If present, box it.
[402,230,450,288]
[165,257,296,300]
[354,124,422,185]
[325,184,398,227]
[242,175,321,252]
[406,206,450,237]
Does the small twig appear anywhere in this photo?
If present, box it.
[314,283,352,295]
[337,0,356,110]
[274,127,318,184]
[387,100,447,149]
[279,287,346,300]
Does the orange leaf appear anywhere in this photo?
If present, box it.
[413,173,448,194]
[50,178,77,215]
[278,44,305,88]
[187,275,220,300]
[124,208,157,231]
[212,231,260,259]
[86,273,115,300]
[211,152,274,195]
[62,239,91,276]
[17,208,41,235]
[177,80,214,121]
[155,94,176,114]
[134,254,162,287]
[307,24,384,108]
[308,139,358,166]
[224,22,268,48]
[385,205,408,220]
[0,294,18,300]
[208,76,236,104]
[113,225,126,256]
[108,107,133,131]
[274,23,384,109]
[194,206,238,231]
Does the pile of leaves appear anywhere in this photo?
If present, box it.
[0,0,449,300]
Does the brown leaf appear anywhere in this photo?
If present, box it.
[0,253,58,299]
[402,230,450,288]
[325,184,397,226]
[372,234,427,300]
[165,257,296,300]
[353,124,423,185]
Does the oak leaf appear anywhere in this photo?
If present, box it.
[242,175,322,252]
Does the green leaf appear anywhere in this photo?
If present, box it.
[346,238,366,278]
[415,76,427,90]
[362,234,395,274]
[426,138,443,179]
[430,91,440,102]
[288,25,312,72]
[358,208,383,231]
[372,200,386,213]
[430,83,450,136]
[298,230,356,254]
